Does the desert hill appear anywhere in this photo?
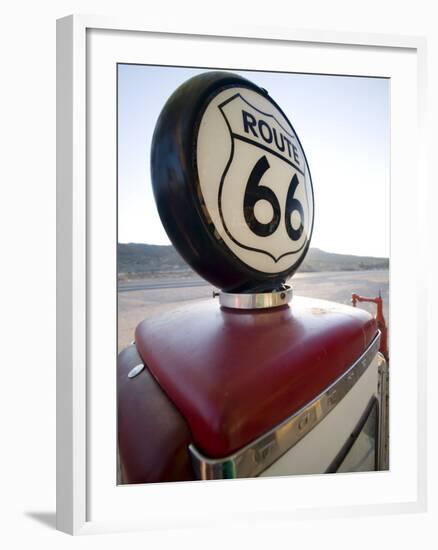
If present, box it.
[118,243,388,278]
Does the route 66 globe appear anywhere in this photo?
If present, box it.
[151,71,314,293]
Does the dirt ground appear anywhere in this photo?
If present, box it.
[118,269,389,353]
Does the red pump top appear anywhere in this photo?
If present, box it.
[135,296,377,459]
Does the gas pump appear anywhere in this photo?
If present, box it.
[117,72,389,483]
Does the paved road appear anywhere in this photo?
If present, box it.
[118,269,389,353]
[118,278,209,292]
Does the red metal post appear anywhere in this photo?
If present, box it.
[351,292,388,360]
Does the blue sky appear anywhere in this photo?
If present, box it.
[118,64,389,257]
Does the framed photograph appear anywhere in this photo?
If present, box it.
[57,15,427,535]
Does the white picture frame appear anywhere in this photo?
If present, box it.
[56,15,428,535]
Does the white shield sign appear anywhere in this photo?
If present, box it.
[196,87,314,275]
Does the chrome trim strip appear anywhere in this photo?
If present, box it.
[219,285,293,310]
[189,331,381,479]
